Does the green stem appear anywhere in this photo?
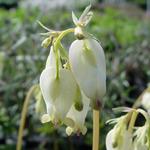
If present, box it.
[58,43,68,60]
[54,28,74,79]
[92,109,100,150]
[16,85,38,150]
[128,110,138,133]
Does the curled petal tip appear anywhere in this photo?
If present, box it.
[41,114,51,123]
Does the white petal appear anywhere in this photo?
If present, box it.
[41,114,51,123]
[40,67,77,122]
[121,130,133,150]
[69,38,106,101]
[66,92,90,135]
[45,46,61,69]
[106,129,133,150]
[134,143,147,150]
[141,92,150,111]
[106,129,116,150]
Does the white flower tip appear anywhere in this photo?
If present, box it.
[66,126,87,136]
[81,126,87,135]
[66,127,73,136]
[41,114,51,123]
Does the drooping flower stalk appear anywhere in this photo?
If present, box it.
[16,85,38,150]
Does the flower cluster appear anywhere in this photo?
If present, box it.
[37,5,106,135]
[106,108,150,150]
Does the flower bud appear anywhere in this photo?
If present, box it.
[69,38,106,106]
[41,37,51,48]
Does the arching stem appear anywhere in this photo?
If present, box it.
[54,28,74,79]
[16,85,38,150]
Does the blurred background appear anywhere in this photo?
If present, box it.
[0,0,150,149]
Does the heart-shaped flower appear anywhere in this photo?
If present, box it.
[69,38,106,107]
[40,47,77,125]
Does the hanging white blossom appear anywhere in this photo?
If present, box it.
[69,38,106,104]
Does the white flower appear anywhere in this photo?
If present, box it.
[40,47,77,125]
[106,129,133,150]
[69,38,106,104]
[40,67,77,125]
[106,116,133,150]
[141,92,150,112]
[66,92,90,135]
[133,116,150,150]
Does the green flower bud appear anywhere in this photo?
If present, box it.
[41,37,51,48]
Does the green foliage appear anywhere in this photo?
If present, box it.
[91,8,141,47]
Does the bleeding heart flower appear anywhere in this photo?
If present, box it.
[106,115,133,150]
[69,38,106,107]
[40,47,77,126]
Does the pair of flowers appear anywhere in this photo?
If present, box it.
[39,38,106,135]
[38,5,106,135]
